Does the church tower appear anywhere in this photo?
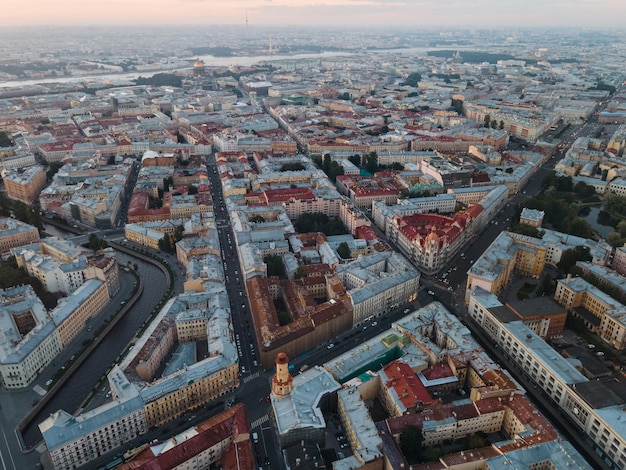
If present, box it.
[271,352,293,399]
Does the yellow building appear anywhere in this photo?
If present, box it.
[54,279,110,346]
[4,166,47,204]
[0,218,40,254]
[466,232,546,304]
[142,363,239,429]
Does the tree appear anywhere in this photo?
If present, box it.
[499,120,505,130]
[264,254,285,278]
[158,234,172,253]
[483,115,491,128]
[401,72,422,87]
[365,152,378,173]
[450,98,464,114]
[0,131,14,148]
[323,154,331,173]
[399,425,424,459]
[187,184,198,195]
[328,161,345,182]
[88,234,107,250]
[535,273,555,297]
[511,223,542,238]
[557,246,592,274]
[607,231,623,247]
[174,224,185,242]
[46,162,63,181]
[294,266,306,279]
[162,176,174,192]
[348,154,361,167]
[490,120,498,129]
[280,162,305,172]
[336,242,351,259]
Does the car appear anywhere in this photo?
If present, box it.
[362,325,367,330]
[371,321,378,327]
[253,360,258,366]
[31,399,39,407]
[327,343,335,349]
[404,308,410,313]
[45,379,53,386]
[427,290,435,295]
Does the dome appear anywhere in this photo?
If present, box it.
[193,59,205,70]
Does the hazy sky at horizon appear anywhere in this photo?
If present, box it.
[5,0,626,27]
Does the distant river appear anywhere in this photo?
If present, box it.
[0,47,435,89]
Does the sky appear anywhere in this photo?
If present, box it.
[5,0,626,27]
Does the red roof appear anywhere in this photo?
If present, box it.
[382,360,434,409]
[119,404,255,470]
[421,362,454,381]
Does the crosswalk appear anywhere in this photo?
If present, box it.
[243,371,260,383]
[250,414,269,429]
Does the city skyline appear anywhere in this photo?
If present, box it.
[4,0,626,28]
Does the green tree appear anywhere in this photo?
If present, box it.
[187,184,198,195]
[607,231,623,247]
[158,234,172,253]
[401,72,422,87]
[490,120,498,129]
[294,266,306,279]
[450,98,464,114]
[88,233,107,250]
[280,162,305,172]
[499,120,504,129]
[336,242,351,259]
[511,223,543,238]
[535,273,555,297]
[328,161,345,183]
[264,254,285,278]
[46,162,63,181]
[323,154,331,173]
[557,246,592,274]
[365,152,378,173]
[399,425,424,459]
[162,176,174,192]
[483,115,491,128]
[348,154,361,167]
[0,131,14,148]
[174,224,185,242]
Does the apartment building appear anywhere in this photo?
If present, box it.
[3,165,47,204]
[0,218,40,254]
[468,287,626,470]
[40,287,239,470]
[554,276,626,350]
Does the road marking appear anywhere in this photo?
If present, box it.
[243,372,259,383]
[250,415,269,429]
